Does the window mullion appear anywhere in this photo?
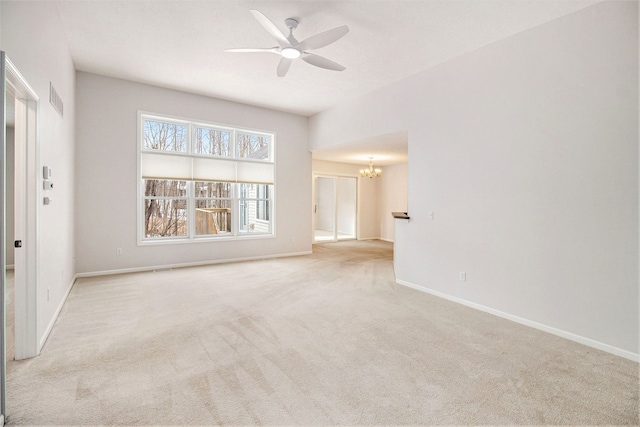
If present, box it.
[232,184,238,237]
[188,181,195,239]
[231,129,236,159]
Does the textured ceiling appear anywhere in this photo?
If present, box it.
[54,0,599,164]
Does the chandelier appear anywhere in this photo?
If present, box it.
[360,157,382,178]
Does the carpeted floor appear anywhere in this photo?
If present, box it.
[6,240,639,425]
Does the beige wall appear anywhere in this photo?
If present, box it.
[75,72,311,274]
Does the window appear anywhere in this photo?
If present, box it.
[144,179,188,238]
[195,181,232,236]
[138,113,275,243]
[144,120,187,152]
[193,126,231,157]
[240,184,270,233]
[255,184,270,221]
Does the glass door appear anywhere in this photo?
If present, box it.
[336,177,356,240]
[314,176,336,242]
[313,175,357,243]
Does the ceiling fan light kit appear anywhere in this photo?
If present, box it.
[225,10,349,77]
[281,47,301,59]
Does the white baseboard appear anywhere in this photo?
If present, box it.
[359,237,394,243]
[39,274,76,352]
[76,251,313,279]
[396,279,639,363]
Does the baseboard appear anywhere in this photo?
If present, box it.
[39,274,77,352]
[396,279,639,363]
[76,251,313,279]
[359,237,394,243]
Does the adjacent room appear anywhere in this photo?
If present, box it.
[0,0,638,425]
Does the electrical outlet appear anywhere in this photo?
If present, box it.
[459,272,466,282]
[428,211,435,220]
[116,248,122,256]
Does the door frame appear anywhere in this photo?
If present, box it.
[2,52,40,371]
[313,175,337,243]
[312,173,358,243]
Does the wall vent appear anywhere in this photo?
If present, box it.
[49,82,64,117]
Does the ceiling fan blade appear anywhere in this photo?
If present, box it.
[250,9,289,47]
[297,25,349,51]
[225,47,280,54]
[277,57,292,77]
[301,53,346,72]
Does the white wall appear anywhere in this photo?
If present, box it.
[379,163,408,242]
[75,72,311,274]
[309,1,639,358]
[1,1,76,345]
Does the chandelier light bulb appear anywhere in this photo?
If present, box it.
[360,157,382,178]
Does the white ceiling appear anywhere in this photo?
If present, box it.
[312,131,408,166]
[53,0,599,165]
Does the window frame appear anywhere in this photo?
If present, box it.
[193,181,234,238]
[238,183,273,234]
[142,179,190,240]
[137,111,276,245]
[255,184,270,222]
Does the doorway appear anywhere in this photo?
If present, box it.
[313,175,357,242]
[1,51,40,423]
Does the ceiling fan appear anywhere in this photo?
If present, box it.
[225,10,349,77]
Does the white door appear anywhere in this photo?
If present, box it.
[4,54,39,362]
[1,53,40,424]
[0,50,7,426]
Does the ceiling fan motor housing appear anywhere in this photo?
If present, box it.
[285,18,299,30]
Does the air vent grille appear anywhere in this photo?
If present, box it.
[49,82,63,117]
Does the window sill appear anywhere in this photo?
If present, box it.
[138,233,275,246]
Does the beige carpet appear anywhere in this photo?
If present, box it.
[6,240,639,425]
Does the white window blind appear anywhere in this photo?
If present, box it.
[140,114,274,184]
